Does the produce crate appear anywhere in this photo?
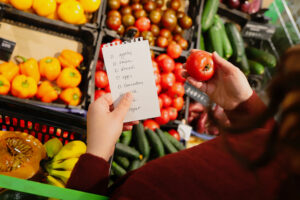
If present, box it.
[0,4,101,113]
[100,0,203,53]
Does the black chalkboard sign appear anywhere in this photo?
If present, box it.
[242,21,275,40]
[0,38,16,61]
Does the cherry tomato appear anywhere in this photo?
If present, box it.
[156,53,170,63]
[155,109,170,125]
[156,36,168,48]
[167,43,182,59]
[156,84,162,94]
[111,39,122,45]
[96,60,104,71]
[168,129,180,141]
[94,90,106,100]
[172,96,184,111]
[143,119,160,130]
[174,67,186,83]
[175,62,183,70]
[186,50,215,81]
[95,70,109,88]
[168,107,178,121]
[161,72,175,89]
[158,96,163,109]
[177,38,188,50]
[106,16,121,31]
[98,43,106,61]
[135,17,151,32]
[159,93,172,108]
[168,82,185,98]
[154,72,161,85]
[105,85,111,93]
[152,60,160,73]
[158,57,175,73]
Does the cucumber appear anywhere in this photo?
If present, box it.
[246,47,276,68]
[156,129,177,154]
[204,33,213,53]
[163,132,185,151]
[237,54,250,75]
[121,130,132,146]
[128,159,141,171]
[248,60,265,75]
[208,25,223,58]
[202,0,220,32]
[199,33,205,50]
[145,129,165,157]
[114,156,130,169]
[133,123,150,159]
[115,143,142,160]
[111,161,126,177]
[214,15,232,59]
[225,23,245,62]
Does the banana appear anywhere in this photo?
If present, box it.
[49,158,79,171]
[47,175,65,188]
[48,169,72,184]
[53,140,86,162]
[44,138,63,158]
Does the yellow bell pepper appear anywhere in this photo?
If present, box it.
[10,0,33,10]
[11,75,37,99]
[58,49,83,68]
[0,75,10,95]
[56,68,81,88]
[57,0,85,24]
[0,0,9,3]
[32,0,56,17]
[46,10,59,20]
[17,56,40,83]
[39,57,61,81]
[36,81,60,103]
[60,87,81,106]
[0,61,19,82]
[79,0,101,13]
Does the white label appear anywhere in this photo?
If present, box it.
[178,124,192,141]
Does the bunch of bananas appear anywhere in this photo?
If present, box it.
[43,138,86,187]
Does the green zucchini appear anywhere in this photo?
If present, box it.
[208,25,223,58]
[237,54,250,75]
[246,47,276,68]
[121,130,132,146]
[164,132,185,151]
[201,0,220,32]
[111,161,126,177]
[114,156,130,169]
[128,159,141,171]
[225,23,245,62]
[248,60,265,75]
[156,129,177,154]
[145,129,165,157]
[115,143,142,160]
[199,33,205,50]
[133,123,150,159]
[214,15,232,59]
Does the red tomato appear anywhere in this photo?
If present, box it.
[168,129,180,141]
[158,96,163,109]
[159,57,175,73]
[174,67,186,83]
[95,70,109,88]
[106,16,121,31]
[105,85,111,93]
[168,82,185,98]
[161,72,175,89]
[173,96,184,111]
[156,84,162,94]
[154,72,161,85]
[98,43,106,61]
[155,54,170,63]
[152,60,160,73]
[135,17,151,32]
[155,109,170,125]
[186,50,215,81]
[143,119,160,130]
[94,90,106,100]
[111,39,122,45]
[96,60,105,71]
[175,62,183,70]
[168,107,178,120]
[167,43,182,59]
[159,93,172,108]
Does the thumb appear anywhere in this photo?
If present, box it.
[212,52,236,74]
[112,93,133,120]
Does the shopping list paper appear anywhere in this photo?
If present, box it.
[102,38,160,122]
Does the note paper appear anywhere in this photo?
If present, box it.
[102,38,160,122]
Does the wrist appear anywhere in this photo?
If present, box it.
[86,143,115,161]
[227,90,253,111]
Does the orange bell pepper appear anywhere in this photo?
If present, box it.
[36,81,60,103]
[58,49,83,68]
[0,62,19,82]
[0,75,10,95]
[60,87,81,106]
[17,56,40,83]
[56,68,81,88]
[39,57,61,81]
[11,75,37,99]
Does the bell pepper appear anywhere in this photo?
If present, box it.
[39,57,61,81]
[0,62,19,82]
[11,75,37,99]
[60,87,82,106]
[32,0,56,17]
[17,56,40,83]
[58,49,83,68]
[0,75,10,95]
[36,81,60,103]
[56,68,81,88]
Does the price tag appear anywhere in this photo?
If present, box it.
[184,82,210,107]
[178,124,192,141]
[0,38,16,61]
[242,21,275,40]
